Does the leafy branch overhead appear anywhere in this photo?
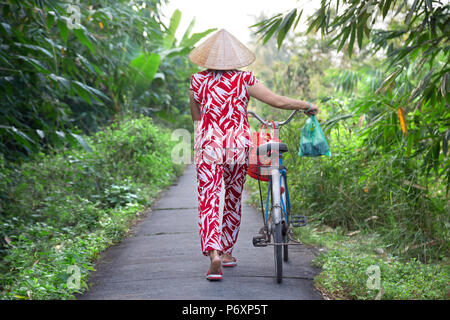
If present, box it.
[251,0,449,188]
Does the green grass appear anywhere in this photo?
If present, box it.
[0,115,185,299]
[293,223,449,300]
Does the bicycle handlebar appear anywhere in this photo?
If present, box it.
[247,109,301,127]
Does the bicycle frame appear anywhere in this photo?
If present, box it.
[249,110,297,236]
[264,153,291,226]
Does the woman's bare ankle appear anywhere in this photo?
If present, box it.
[209,250,220,259]
[208,250,221,273]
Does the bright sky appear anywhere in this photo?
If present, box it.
[160,0,320,46]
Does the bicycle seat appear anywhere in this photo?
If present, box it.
[256,141,288,156]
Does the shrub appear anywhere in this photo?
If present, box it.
[0,115,185,299]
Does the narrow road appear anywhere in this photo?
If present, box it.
[78,164,322,300]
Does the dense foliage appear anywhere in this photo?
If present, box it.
[0,0,213,162]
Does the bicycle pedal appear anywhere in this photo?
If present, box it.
[252,235,267,247]
[291,215,307,227]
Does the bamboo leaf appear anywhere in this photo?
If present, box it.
[348,25,356,56]
[48,73,70,90]
[406,132,414,156]
[382,0,393,19]
[250,14,282,28]
[15,43,53,58]
[70,133,92,153]
[73,28,95,54]
[73,82,93,104]
[11,126,35,144]
[306,13,320,34]
[72,80,110,102]
[277,9,297,49]
[337,26,351,52]
[293,9,303,30]
[376,68,402,94]
[357,22,364,49]
[262,19,282,45]
[405,0,419,25]
[17,55,50,73]
[57,19,68,42]
[408,69,434,102]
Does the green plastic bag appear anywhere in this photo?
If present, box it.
[298,115,331,157]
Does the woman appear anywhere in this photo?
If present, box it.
[189,29,318,281]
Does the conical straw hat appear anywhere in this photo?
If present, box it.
[189,29,255,70]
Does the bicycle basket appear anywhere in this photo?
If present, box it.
[247,121,281,181]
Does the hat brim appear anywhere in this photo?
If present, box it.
[189,29,255,70]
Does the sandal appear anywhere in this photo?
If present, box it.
[206,269,223,281]
[222,256,237,267]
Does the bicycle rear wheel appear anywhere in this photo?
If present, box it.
[273,222,283,283]
[282,221,288,262]
[270,171,283,283]
[280,175,289,262]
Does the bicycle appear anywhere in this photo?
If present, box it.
[248,109,308,283]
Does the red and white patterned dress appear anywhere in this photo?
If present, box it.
[190,69,259,255]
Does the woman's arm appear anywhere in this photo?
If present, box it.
[189,90,201,122]
[248,82,318,115]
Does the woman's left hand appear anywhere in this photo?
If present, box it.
[305,103,319,116]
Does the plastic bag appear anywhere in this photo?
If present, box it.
[298,115,331,157]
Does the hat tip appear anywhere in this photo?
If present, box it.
[189,28,255,70]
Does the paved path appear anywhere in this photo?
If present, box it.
[78,164,322,300]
